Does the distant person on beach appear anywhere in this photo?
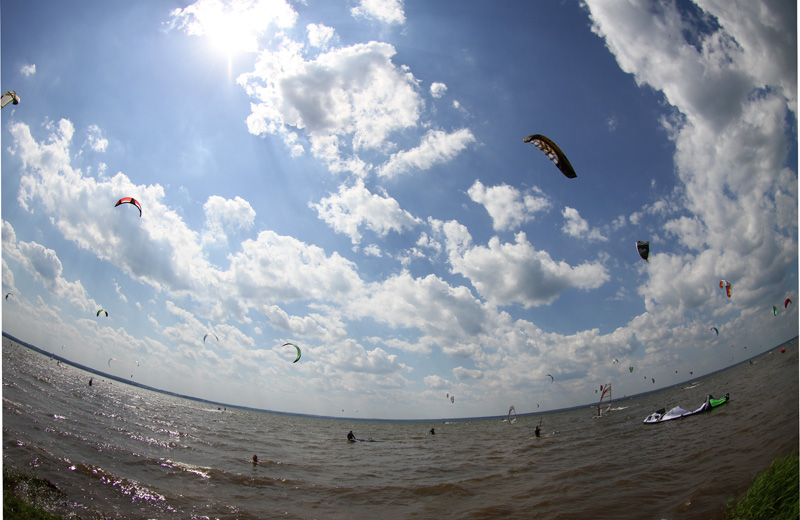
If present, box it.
[252,455,258,465]
[534,425,541,437]
[347,431,356,441]
[429,428,435,435]
[88,378,93,386]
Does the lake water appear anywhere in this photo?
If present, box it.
[3,336,798,519]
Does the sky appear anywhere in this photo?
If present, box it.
[1,0,797,420]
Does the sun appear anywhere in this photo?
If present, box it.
[203,14,258,58]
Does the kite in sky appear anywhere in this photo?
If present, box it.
[115,197,142,217]
[719,280,731,298]
[523,134,577,179]
[283,342,301,363]
[636,241,650,262]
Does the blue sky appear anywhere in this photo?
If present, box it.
[2,0,796,419]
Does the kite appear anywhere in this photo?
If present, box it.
[115,197,142,217]
[108,357,116,368]
[546,374,554,383]
[1,90,20,109]
[507,406,517,424]
[612,359,619,364]
[4,292,12,300]
[523,134,577,178]
[785,298,792,309]
[203,333,219,343]
[96,309,108,317]
[451,396,455,403]
[719,280,731,298]
[283,342,301,363]
[710,327,719,335]
[629,366,634,373]
[636,241,650,262]
[773,306,778,316]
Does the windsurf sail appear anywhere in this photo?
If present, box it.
[507,405,517,424]
[597,384,612,416]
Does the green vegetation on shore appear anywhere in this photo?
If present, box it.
[724,453,799,520]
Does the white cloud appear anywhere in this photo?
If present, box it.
[203,195,256,245]
[468,180,551,231]
[2,220,98,314]
[20,64,36,77]
[430,82,447,98]
[239,40,423,174]
[310,179,421,244]
[586,0,797,316]
[378,128,475,177]
[85,124,108,152]
[350,0,406,25]
[306,23,336,49]
[442,226,609,308]
[561,206,607,241]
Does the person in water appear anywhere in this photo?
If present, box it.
[534,425,541,437]
[252,455,258,465]
[88,378,93,387]
[429,428,435,435]
[347,431,356,441]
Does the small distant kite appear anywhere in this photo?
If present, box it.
[546,374,554,383]
[710,327,719,335]
[108,357,116,368]
[636,241,650,262]
[1,90,20,109]
[451,396,455,404]
[96,309,108,317]
[785,298,792,309]
[523,134,577,179]
[719,280,731,298]
[203,333,219,343]
[4,292,12,300]
[629,366,634,373]
[773,306,778,316]
[283,342,301,363]
[612,359,619,364]
[115,197,142,217]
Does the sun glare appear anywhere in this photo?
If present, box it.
[204,14,257,58]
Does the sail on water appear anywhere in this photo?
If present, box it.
[597,384,612,417]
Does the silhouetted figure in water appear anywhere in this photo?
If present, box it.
[429,428,435,435]
[252,455,258,465]
[88,378,93,387]
[347,431,356,441]
[534,425,541,437]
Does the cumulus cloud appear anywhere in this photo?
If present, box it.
[2,220,98,313]
[310,179,421,244]
[586,0,797,315]
[561,206,607,241]
[307,23,336,49]
[351,0,406,25]
[20,64,36,77]
[430,82,447,98]
[203,195,256,245]
[439,222,609,308]
[378,128,475,177]
[239,40,423,174]
[85,124,108,152]
[468,180,551,231]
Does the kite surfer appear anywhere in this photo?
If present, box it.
[252,455,258,465]
[429,428,436,435]
[347,431,356,441]
[88,378,93,387]
[534,425,541,437]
